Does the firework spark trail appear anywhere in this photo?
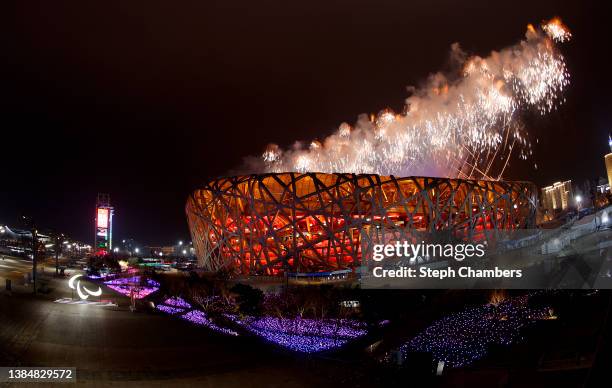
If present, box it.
[256,18,570,180]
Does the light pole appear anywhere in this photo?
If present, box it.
[55,233,64,276]
[576,195,582,218]
[22,216,37,294]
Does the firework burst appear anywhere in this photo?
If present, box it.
[259,18,570,180]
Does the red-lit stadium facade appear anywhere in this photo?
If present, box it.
[186,173,537,276]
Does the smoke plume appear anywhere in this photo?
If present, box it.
[248,18,570,180]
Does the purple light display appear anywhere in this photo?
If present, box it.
[164,296,192,309]
[155,297,238,336]
[225,315,367,353]
[397,295,550,368]
[104,276,160,299]
[246,331,347,353]
[156,305,185,315]
[155,297,368,352]
[180,310,239,336]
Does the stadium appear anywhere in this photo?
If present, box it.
[186,173,537,276]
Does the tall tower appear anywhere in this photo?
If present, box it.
[606,135,612,190]
[95,193,114,256]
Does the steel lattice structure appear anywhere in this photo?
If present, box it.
[186,173,537,276]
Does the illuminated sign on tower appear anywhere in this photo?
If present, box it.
[95,193,114,256]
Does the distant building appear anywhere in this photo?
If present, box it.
[596,177,611,208]
[145,246,176,257]
[541,181,573,212]
[605,135,612,189]
[605,154,612,190]
[95,193,114,256]
[597,178,610,194]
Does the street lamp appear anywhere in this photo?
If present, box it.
[55,233,64,276]
[134,247,140,254]
[178,240,183,246]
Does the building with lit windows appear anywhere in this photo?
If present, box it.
[605,156,612,192]
[603,135,612,191]
[186,173,537,276]
[541,181,573,213]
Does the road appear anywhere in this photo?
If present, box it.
[0,255,33,283]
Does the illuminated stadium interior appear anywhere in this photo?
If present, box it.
[186,173,537,276]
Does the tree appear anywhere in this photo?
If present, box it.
[230,283,264,316]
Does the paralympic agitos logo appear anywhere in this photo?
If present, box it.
[68,274,102,300]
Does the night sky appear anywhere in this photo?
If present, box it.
[1,1,610,245]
